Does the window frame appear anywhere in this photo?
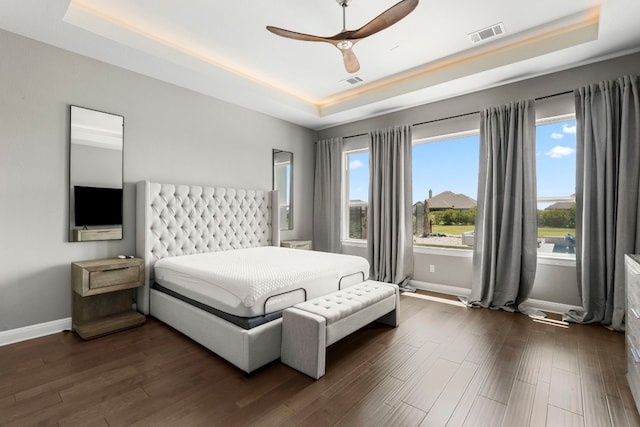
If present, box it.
[339,114,577,264]
[534,113,577,261]
[411,129,480,251]
[343,148,369,242]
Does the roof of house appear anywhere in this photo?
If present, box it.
[545,201,574,210]
[425,191,477,210]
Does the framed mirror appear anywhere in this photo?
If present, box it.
[273,149,293,230]
[69,106,124,242]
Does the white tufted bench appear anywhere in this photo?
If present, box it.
[281,280,400,379]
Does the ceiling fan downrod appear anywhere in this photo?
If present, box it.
[337,0,352,50]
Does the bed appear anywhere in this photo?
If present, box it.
[135,181,369,373]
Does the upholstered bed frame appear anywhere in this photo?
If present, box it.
[136,180,281,373]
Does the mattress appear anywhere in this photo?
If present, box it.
[153,246,369,318]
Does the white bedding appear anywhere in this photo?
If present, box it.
[153,246,369,318]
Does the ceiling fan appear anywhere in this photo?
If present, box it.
[266,0,419,74]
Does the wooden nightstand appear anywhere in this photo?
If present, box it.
[281,240,313,250]
[72,257,145,339]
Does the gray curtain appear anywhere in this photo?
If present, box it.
[564,75,640,331]
[367,125,414,287]
[313,137,343,253]
[468,100,538,311]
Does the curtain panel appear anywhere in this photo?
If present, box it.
[367,125,414,287]
[313,137,344,253]
[468,100,538,312]
[565,75,640,331]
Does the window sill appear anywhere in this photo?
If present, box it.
[413,245,473,257]
[342,240,576,267]
[536,253,576,267]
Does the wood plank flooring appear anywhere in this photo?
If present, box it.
[1,292,639,426]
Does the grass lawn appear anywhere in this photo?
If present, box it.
[428,224,575,238]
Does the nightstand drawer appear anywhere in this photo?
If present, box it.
[73,257,144,296]
[90,266,140,290]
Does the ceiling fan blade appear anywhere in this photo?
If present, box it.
[341,47,360,73]
[266,26,331,43]
[349,0,419,39]
[268,0,417,73]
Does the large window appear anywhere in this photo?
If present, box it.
[342,115,577,259]
[345,150,369,240]
[536,116,576,257]
[345,135,482,246]
[412,133,480,249]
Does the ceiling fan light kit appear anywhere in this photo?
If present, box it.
[337,40,353,50]
[267,0,419,73]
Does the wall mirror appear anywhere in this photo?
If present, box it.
[69,105,124,242]
[273,149,293,230]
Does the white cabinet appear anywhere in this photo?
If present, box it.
[626,254,640,410]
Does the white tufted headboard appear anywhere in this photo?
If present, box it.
[135,180,280,314]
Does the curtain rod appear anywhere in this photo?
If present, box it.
[342,89,574,140]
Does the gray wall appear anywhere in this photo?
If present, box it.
[342,243,578,307]
[319,53,640,140]
[322,52,640,308]
[0,29,316,331]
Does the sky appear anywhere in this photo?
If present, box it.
[348,119,577,206]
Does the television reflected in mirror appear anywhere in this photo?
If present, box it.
[273,149,293,230]
[69,106,124,242]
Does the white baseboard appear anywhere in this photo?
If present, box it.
[409,280,582,315]
[520,299,582,315]
[0,288,583,348]
[0,318,72,347]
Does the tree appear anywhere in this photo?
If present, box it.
[537,204,576,228]
[440,209,456,225]
[460,206,476,225]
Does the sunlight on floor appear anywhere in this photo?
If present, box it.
[530,315,570,328]
[402,291,571,329]
[401,291,467,307]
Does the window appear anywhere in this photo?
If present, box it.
[345,150,369,240]
[412,132,480,249]
[342,114,576,257]
[536,115,576,257]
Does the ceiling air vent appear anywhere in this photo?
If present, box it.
[468,22,506,44]
[345,76,363,85]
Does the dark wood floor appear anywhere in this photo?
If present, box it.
[1,292,639,427]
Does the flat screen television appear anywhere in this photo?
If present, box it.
[74,185,123,227]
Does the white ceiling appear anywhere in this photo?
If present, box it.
[1,0,639,130]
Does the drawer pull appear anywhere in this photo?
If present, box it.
[632,308,640,319]
[103,267,129,271]
[631,345,640,363]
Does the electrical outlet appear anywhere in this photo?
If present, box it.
[429,264,435,273]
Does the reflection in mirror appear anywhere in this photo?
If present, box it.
[69,106,124,242]
[273,149,293,230]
